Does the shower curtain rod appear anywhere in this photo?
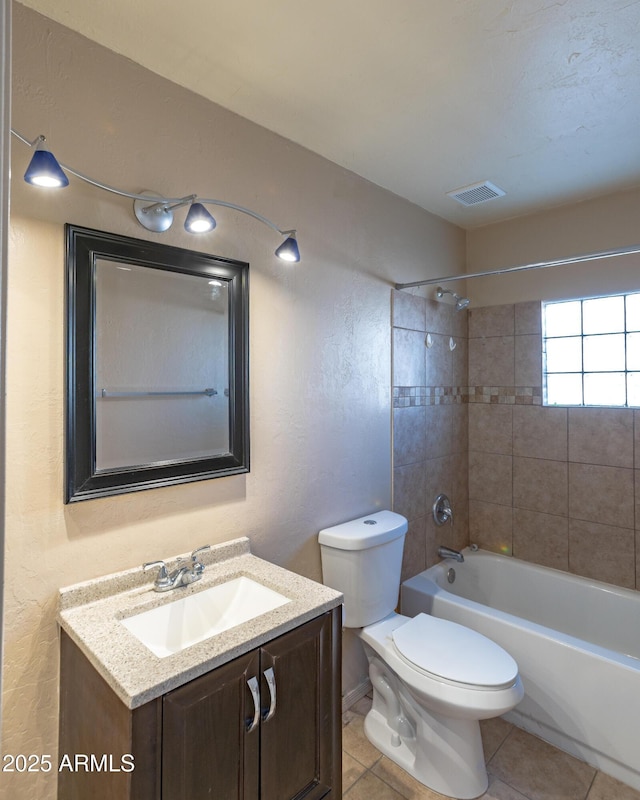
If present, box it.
[394,243,640,290]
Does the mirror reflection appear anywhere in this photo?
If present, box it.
[95,260,230,470]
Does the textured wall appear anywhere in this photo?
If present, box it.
[466,186,640,308]
[3,6,464,796]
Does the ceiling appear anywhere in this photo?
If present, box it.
[17,0,640,229]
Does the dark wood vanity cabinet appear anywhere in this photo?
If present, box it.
[59,608,341,800]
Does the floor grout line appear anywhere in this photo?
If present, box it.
[342,731,632,800]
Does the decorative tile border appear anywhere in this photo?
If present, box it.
[468,386,542,405]
[393,385,542,408]
[393,386,469,407]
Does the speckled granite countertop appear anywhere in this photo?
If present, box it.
[58,537,342,709]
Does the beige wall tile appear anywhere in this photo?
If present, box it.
[392,290,425,332]
[424,404,452,459]
[635,410,640,468]
[512,508,569,570]
[451,404,469,455]
[393,463,426,522]
[397,292,640,595]
[637,528,640,591]
[425,455,462,513]
[451,335,468,385]
[426,297,462,337]
[425,333,452,386]
[468,336,515,386]
[569,519,635,588]
[401,515,427,582]
[513,405,567,460]
[393,406,426,467]
[515,301,542,335]
[469,451,513,505]
[514,334,542,387]
[450,305,469,340]
[568,407,634,467]
[469,404,513,455]
[469,500,513,554]
[452,451,470,531]
[424,512,443,568]
[513,457,567,515]
[424,455,454,513]
[427,463,469,557]
[463,298,640,592]
[393,328,426,386]
[469,304,515,338]
[568,463,634,528]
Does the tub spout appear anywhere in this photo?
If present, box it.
[437,545,464,563]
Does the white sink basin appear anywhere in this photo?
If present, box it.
[121,576,291,657]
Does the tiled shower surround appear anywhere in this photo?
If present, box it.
[392,289,640,592]
[392,290,469,580]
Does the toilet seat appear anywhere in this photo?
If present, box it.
[392,613,518,690]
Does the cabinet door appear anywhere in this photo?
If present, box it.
[259,612,340,800]
[162,649,260,800]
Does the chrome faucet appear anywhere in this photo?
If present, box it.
[143,545,211,592]
[433,493,454,526]
[437,545,464,563]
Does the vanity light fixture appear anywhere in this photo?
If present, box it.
[275,231,300,263]
[184,202,217,234]
[13,129,301,262]
[23,135,69,188]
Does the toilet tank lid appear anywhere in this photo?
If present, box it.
[318,510,408,550]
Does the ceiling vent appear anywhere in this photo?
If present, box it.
[447,180,506,206]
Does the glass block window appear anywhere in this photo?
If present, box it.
[543,293,640,407]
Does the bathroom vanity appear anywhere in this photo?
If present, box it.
[57,538,343,800]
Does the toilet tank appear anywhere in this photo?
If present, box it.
[318,510,408,628]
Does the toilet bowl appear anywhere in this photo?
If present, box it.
[319,510,524,799]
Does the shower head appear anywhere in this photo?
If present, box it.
[436,286,470,312]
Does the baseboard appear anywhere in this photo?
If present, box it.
[342,678,372,713]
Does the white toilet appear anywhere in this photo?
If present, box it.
[319,510,524,800]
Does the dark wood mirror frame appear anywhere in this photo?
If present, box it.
[65,224,250,503]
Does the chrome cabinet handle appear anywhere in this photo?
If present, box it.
[262,667,277,722]
[246,676,260,733]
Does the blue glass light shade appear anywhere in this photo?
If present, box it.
[275,234,300,263]
[24,148,69,188]
[184,202,216,233]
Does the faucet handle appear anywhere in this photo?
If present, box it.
[190,545,211,574]
[433,493,454,526]
[143,560,171,588]
[143,559,167,576]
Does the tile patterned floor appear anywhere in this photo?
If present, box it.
[342,696,640,800]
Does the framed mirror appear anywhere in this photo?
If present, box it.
[65,224,249,502]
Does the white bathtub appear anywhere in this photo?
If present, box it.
[401,548,640,791]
